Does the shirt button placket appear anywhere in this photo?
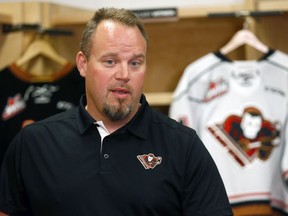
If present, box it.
[100,137,112,173]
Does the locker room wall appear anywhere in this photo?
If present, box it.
[0,1,288,107]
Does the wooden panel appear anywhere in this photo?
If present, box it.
[145,92,173,106]
[142,17,243,93]
[0,13,11,24]
[1,1,288,106]
[0,3,24,70]
[255,12,288,54]
[179,4,245,18]
[48,2,247,24]
[257,0,288,11]
[49,3,94,25]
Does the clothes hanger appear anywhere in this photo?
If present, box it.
[219,17,269,55]
[16,37,68,67]
[14,35,70,80]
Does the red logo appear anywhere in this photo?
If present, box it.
[203,78,228,102]
[208,106,280,166]
[137,153,162,169]
[2,94,26,120]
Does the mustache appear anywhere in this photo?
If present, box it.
[109,83,131,91]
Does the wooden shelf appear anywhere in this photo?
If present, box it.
[178,4,245,18]
[49,2,247,25]
[49,4,94,26]
[257,0,288,11]
[145,92,173,106]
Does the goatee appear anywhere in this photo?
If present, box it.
[103,100,132,121]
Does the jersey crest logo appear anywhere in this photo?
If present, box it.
[2,93,26,120]
[203,78,228,102]
[208,106,280,167]
[232,67,259,87]
[137,153,162,169]
[27,84,59,104]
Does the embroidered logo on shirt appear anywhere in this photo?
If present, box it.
[56,101,74,110]
[137,153,162,169]
[232,67,260,87]
[204,78,228,102]
[2,93,26,120]
[27,84,59,104]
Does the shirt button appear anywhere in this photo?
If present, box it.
[104,154,109,159]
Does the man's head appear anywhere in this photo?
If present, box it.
[76,8,148,127]
[80,7,148,60]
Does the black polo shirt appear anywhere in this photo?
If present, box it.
[0,95,233,216]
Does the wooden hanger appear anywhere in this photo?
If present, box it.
[16,38,68,67]
[219,17,269,55]
[219,29,269,55]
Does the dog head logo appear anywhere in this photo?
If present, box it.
[137,153,162,169]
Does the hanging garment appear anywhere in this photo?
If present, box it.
[0,63,85,167]
[169,50,288,215]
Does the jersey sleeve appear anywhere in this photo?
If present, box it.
[169,67,194,127]
[271,50,288,188]
[169,53,221,129]
[281,115,288,187]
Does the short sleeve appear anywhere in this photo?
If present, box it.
[182,134,233,216]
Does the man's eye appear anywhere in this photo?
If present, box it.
[131,61,141,67]
[105,59,114,65]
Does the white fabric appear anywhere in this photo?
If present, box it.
[95,121,110,153]
[169,50,288,213]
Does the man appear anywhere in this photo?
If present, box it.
[0,8,233,216]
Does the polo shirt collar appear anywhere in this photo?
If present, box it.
[76,94,151,140]
[125,94,150,140]
[77,95,96,134]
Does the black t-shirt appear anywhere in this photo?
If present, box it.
[0,63,85,166]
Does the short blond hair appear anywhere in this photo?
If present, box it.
[80,7,148,59]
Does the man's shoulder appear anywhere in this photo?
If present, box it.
[25,107,78,130]
[150,108,196,136]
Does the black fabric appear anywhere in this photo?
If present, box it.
[213,49,275,62]
[0,63,85,166]
[0,95,233,216]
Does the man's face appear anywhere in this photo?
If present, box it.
[77,20,147,122]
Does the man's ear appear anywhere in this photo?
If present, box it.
[76,51,87,78]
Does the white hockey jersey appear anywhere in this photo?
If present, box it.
[169,50,288,214]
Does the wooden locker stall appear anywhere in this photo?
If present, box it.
[1,1,288,215]
[0,3,22,69]
[0,0,288,108]
[47,0,288,108]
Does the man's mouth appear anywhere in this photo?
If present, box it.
[111,87,130,96]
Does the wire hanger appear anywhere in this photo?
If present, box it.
[219,17,269,55]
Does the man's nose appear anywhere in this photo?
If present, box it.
[115,64,130,80]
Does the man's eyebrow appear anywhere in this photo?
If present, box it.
[100,53,146,59]
[133,53,146,59]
